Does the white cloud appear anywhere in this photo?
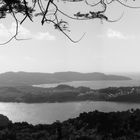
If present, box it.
[10,23,32,38]
[0,24,11,38]
[107,29,135,40]
[0,23,55,41]
[107,29,127,39]
[98,29,135,40]
[34,32,55,41]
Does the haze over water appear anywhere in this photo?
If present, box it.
[35,79,140,89]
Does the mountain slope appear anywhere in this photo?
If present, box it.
[0,71,131,87]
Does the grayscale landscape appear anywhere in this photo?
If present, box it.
[0,0,140,139]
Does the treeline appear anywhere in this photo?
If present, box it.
[1,109,140,139]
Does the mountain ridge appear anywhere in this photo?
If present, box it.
[0,71,131,87]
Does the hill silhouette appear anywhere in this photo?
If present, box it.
[0,109,140,139]
[0,71,131,87]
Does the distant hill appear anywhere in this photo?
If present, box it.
[0,85,99,103]
[0,85,139,103]
[0,71,131,87]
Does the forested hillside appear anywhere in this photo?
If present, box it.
[0,109,140,140]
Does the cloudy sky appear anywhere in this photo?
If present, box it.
[0,0,140,74]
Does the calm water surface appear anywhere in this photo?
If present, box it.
[1,101,140,124]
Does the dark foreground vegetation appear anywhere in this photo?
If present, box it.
[1,109,140,140]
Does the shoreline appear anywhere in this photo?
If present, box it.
[0,100,139,104]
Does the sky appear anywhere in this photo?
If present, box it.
[0,0,140,74]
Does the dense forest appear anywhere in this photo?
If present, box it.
[0,109,140,140]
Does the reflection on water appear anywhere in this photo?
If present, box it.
[0,101,140,124]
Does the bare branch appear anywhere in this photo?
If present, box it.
[85,0,101,7]
[116,0,140,8]
[0,9,31,45]
[41,0,53,25]
[0,0,139,44]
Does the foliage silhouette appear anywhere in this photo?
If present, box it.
[0,0,139,43]
[1,109,140,139]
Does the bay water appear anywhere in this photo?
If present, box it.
[1,80,140,124]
